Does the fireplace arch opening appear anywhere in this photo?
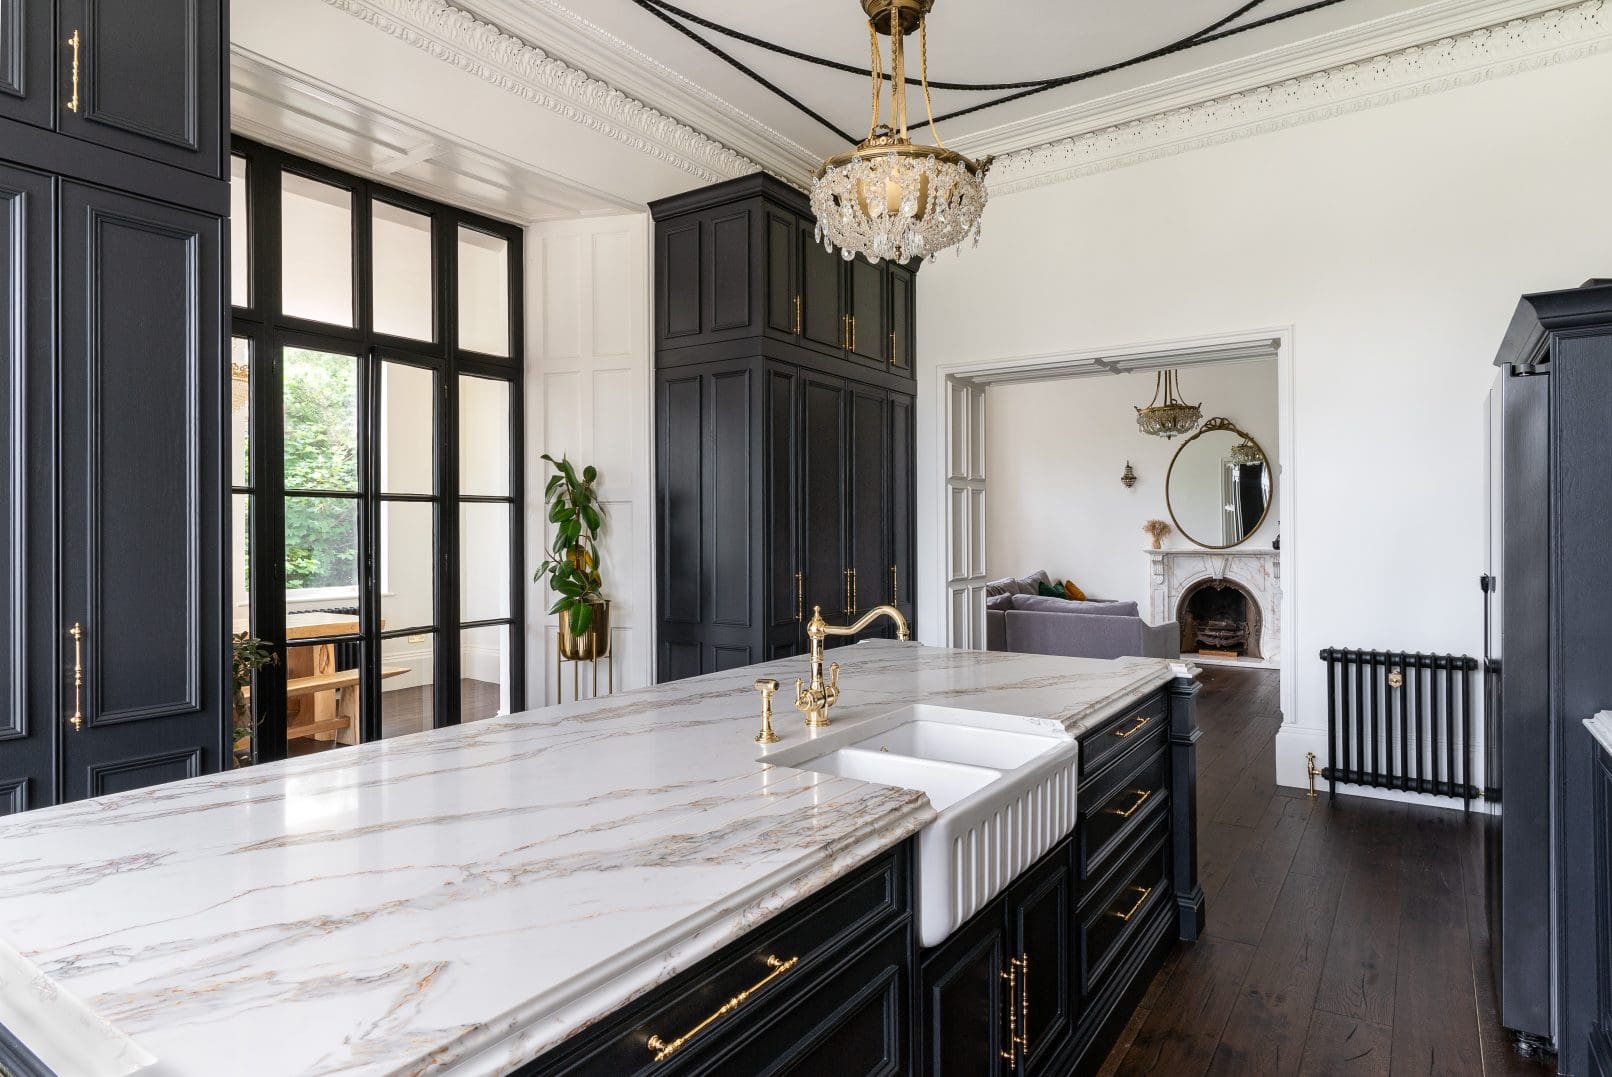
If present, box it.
[1177,577,1263,660]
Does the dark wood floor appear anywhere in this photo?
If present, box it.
[287,678,504,756]
[1097,666,1555,1077]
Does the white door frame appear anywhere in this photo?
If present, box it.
[929,326,1297,724]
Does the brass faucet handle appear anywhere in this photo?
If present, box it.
[827,662,840,694]
[754,678,781,744]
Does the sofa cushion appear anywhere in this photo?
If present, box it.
[984,569,1050,598]
[1009,594,1140,618]
[985,592,1014,612]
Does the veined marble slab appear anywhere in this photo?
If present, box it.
[0,642,1176,1076]
[1589,711,1612,758]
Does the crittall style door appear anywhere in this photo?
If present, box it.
[57,182,225,801]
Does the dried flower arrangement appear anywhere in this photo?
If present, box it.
[1143,519,1172,550]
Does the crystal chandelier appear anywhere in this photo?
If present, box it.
[1135,370,1202,439]
[810,0,991,265]
[1228,437,1262,467]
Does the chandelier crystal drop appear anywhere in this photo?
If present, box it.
[810,0,991,266]
[1135,370,1203,439]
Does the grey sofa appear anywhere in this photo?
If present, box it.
[983,571,1179,660]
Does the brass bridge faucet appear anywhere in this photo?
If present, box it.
[795,604,910,728]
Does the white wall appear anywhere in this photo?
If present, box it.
[917,50,1612,789]
[525,213,654,705]
[985,361,1278,607]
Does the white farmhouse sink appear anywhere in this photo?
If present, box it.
[765,704,1079,946]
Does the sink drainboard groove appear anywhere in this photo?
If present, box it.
[943,762,1077,934]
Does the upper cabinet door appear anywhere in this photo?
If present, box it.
[55,0,224,177]
[847,257,886,369]
[888,266,915,375]
[58,182,223,802]
[0,163,54,815]
[0,0,53,129]
[764,209,799,342]
[799,217,845,358]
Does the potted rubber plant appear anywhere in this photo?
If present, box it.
[230,633,276,767]
[534,453,609,660]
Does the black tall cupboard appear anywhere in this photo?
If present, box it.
[651,174,917,681]
[1486,280,1612,1075]
[0,0,228,813]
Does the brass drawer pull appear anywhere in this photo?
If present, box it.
[1000,956,1020,1068]
[646,954,798,1062]
[1112,713,1152,739]
[890,564,898,605]
[69,623,84,731]
[793,294,801,335]
[66,30,81,114]
[1110,885,1153,923]
[889,330,897,362]
[794,571,804,622]
[1104,787,1153,819]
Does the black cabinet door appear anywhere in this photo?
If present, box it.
[921,905,1008,1077]
[55,0,224,177]
[847,384,887,631]
[765,365,804,658]
[801,372,847,621]
[765,209,799,342]
[0,0,53,129]
[1006,852,1075,1073]
[58,183,223,801]
[800,217,845,358]
[847,256,886,369]
[0,163,53,815]
[887,392,914,626]
[888,266,915,376]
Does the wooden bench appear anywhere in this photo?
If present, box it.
[286,666,409,741]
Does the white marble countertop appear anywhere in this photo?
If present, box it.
[0,642,1177,1076]
[1588,711,1612,758]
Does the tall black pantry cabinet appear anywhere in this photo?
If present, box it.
[651,174,918,681]
[0,0,229,812]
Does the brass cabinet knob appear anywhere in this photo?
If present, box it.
[754,678,781,744]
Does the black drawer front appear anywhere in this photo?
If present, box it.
[1079,747,1169,880]
[1080,692,1167,780]
[703,925,910,1076]
[530,848,908,1075]
[1076,822,1170,998]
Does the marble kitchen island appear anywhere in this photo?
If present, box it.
[0,642,1198,1076]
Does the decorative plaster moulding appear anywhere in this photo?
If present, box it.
[321,0,760,185]
[987,1,1612,195]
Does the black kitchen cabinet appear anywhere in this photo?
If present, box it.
[1592,745,1612,1076]
[1006,852,1075,1073]
[888,265,915,375]
[652,175,918,680]
[0,0,227,812]
[58,183,223,800]
[0,0,52,129]
[921,897,1009,1077]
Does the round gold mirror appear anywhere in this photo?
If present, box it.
[1164,417,1273,549]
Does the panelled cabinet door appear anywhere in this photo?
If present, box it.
[921,910,1008,1077]
[0,164,54,815]
[887,393,915,625]
[54,0,224,177]
[800,373,847,623]
[847,256,886,369]
[1006,853,1075,1074]
[847,385,888,635]
[0,0,53,129]
[888,266,915,375]
[800,217,845,358]
[765,209,800,341]
[58,183,223,801]
[765,365,804,657]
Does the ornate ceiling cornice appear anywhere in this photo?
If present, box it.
[321,0,760,185]
[987,0,1612,195]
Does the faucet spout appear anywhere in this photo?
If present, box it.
[793,605,910,728]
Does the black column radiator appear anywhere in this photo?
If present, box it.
[1318,648,1479,807]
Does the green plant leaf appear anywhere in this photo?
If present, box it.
[570,601,593,637]
[581,505,600,533]
[548,597,572,615]
[548,500,567,523]
[582,465,597,483]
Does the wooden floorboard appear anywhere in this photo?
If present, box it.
[1100,667,1557,1077]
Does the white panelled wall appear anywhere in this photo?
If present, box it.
[525,214,655,705]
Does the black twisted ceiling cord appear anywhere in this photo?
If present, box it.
[628,0,1351,138]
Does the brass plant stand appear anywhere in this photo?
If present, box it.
[555,638,614,704]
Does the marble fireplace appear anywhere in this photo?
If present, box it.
[1147,548,1281,668]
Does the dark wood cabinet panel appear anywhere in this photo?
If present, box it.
[661,222,702,342]
[848,257,886,368]
[887,393,914,622]
[55,0,223,176]
[1007,853,1074,1074]
[801,373,848,621]
[921,910,1007,1077]
[888,267,914,374]
[709,212,750,332]
[0,163,53,808]
[847,384,887,630]
[765,210,797,339]
[58,183,223,802]
[659,373,703,624]
[800,218,845,357]
[0,0,52,129]
[709,368,753,627]
[765,366,802,643]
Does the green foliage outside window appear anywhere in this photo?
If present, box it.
[283,349,358,590]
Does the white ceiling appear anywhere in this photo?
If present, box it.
[461,0,1568,178]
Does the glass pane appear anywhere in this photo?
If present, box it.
[458,376,510,496]
[230,155,249,308]
[461,625,510,721]
[230,337,251,487]
[457,226,510,356]
[286,640,364,754]
[281,172,354,326]
[372,202,434,340]
[381,500,434,632]
[285,496,358,595]
[381,362,435,496]
[230,490,256,767]
[459,503,510,621]
[381,635,434,739]
[284,348,358,492]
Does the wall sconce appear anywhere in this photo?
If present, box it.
[1120,462,1137,489]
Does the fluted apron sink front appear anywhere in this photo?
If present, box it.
[764,704,1079,946]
